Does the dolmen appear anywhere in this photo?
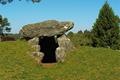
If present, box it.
[19,20,74,63]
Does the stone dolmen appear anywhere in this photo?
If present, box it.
[19,20,74,63]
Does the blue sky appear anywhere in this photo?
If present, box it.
[0,0,120,33]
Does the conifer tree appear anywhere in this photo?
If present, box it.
[92,2,120,49]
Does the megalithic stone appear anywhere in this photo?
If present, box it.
[19,20,74,63]
[19,20,74,38]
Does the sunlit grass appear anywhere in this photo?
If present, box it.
[0,41,120,80]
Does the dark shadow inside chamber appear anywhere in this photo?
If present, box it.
[39,36,59,63]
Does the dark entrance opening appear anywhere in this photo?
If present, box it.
[39,36,59,63]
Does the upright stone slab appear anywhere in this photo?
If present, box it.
[28,37,44,63]
[57,35,75,52]
[55,35,75,62]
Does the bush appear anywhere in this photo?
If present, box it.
[0,36,16,41]
[67,30,92,47]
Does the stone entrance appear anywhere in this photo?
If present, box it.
[39,36,59,63]
[20,20,75,63]
[27,35,75,64]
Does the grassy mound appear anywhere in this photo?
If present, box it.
[0,41,120,80]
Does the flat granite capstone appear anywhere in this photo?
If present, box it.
[19,20,74,38]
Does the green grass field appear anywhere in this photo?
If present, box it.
[0,41,120,80]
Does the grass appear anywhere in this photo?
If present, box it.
[0,41,120,80]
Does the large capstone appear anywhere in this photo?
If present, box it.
[19,20,74,63]
[19,20,74,38]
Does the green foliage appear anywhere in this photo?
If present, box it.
[0,41,120,79]
[67,30,92,47]
[77,30,83,34]
[92,2,120,50]
[7,34,20,40]
[0,15,11,36]
[0,0,41,5]
[115,15,120,24]
[67,31,74,37]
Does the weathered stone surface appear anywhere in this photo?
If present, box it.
[57,35,75,52]
[32,52,44,58]
[28,37,44,63]
[31,45,40,52]
[19,20,74,38]
[55,35,74,62]
[32,52,44,64]
[28,37,39,45]
[56,47,66,62]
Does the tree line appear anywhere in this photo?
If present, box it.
[67,2,120,50]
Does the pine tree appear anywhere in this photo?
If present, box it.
[92,2,120,50]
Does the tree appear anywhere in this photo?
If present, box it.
[84,29,90,34]
[77,30,83,34]
[115,15,120,25]
[0,0,41,5]
[0,15,11,36]
[67,31,74,37]
[92,2,120,50]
